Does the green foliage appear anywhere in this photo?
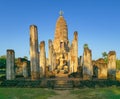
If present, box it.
[116,59,120,70]
[0,55,6,69]
[24,56,28,60]
[102,52,108,57]
[102,52,108,63]
[84,44,88,49]
[0,55,29,69]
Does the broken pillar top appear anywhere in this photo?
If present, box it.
[30,25,37,30]
[40,41,45,48]
[7,49,14,53]
[74,31,78,35]
[108,51,116,56]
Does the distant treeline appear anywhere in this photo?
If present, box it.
[0,55,29,69]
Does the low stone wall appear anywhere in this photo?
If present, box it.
[1,78,120,89]
[74,80,120,88]
[116,70,120,81]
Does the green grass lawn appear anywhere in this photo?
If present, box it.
[0,87,120,99]
[0,88,56,99]
[71,87,120,99]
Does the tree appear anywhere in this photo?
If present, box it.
[84,44,88,49]
[0,55,29,69]
[102,52,108,63]
[0,55,6,69]
[24,56,28,60]
[102,52,107,58]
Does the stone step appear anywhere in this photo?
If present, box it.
[54,87,73,90]
[54,79,73,90]
[54,84,73,88]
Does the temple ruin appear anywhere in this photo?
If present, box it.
[5,12,118,81]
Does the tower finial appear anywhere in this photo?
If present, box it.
[59,10,64,16]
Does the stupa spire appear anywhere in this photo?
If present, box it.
[59,10,64,16]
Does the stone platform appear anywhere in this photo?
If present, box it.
[53,77,73,90]
[54,80,73,90]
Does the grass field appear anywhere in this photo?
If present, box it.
[0,88,56,99]
[71,87,120,99]
[0,87,120,99]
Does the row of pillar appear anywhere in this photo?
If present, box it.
[30,25,46,80]
[6,25,46,80]
[6,25,116,80]
[29,25,79,79]
[82,46,116,80]
[6,50,28,80]
[6,48,116,80]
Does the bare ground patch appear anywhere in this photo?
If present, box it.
[48,90,78,99]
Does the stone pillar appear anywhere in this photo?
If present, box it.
[79,56,83,67]
[6,49,15,80]
[52,52,56,71]
[30,25,39,80]
[23,61,28,78]
[70,31,78,73]
[70,59,74,73]
[73,31,78,72]
[108,51,116,80]
[40,41,46,77]
[83,46,93,80]
[48,39,53,71]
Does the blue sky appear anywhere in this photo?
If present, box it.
[0,0,120,60]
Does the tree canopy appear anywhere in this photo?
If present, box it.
[0,55,6,69]
[102,52,108,63]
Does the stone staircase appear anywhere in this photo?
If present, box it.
[54,78,73,90]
